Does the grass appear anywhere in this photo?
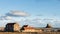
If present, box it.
[0,32,60,34]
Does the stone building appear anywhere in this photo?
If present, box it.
[4,22,20,32]
[20,25,43,32]
[46,24,52,28]
[44,24,52,32]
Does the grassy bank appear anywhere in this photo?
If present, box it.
[0,32,60,34]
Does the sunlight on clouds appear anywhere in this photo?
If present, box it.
[0,15,60,27]
[6,10,30,17]
[0,16,12,20]
[0,11,60,27]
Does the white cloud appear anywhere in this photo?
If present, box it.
[0,14,60,27]
[5,16,12,20]
[0,16,12,20]
[6,10,30,17]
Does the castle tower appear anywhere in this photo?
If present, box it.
[46,24,52,28]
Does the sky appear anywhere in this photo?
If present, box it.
[0,0,60,27]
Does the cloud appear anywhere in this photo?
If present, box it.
[6,10,30,17]
[0,14,60,27]
[0,16,12,20]
[5,16,12,20]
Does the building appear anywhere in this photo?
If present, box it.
[46,24,52,28]
[20,25,43,32]
[4,22,20,32]
[44,24,52,32]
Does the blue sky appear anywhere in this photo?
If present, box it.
[0,0,60,27]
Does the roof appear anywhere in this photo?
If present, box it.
[6,23,16,25]
[22,25,28,27]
